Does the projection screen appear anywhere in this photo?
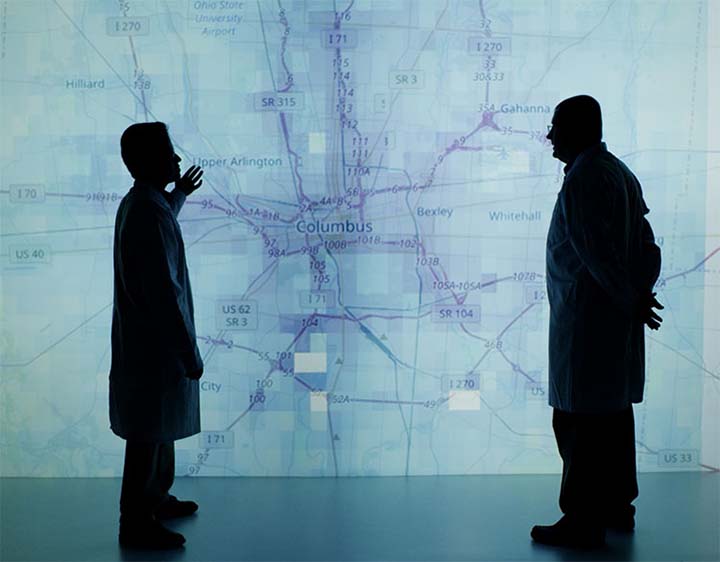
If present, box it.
[1,0,718,477]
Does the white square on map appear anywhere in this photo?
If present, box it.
[310,333,327,352]
[294,352,327,373]
[310,391,328,412]
[309,132,325,154]
[448,390,481,411]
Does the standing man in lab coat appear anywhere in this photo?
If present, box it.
[532,95,664,548]
[110,122,204,550]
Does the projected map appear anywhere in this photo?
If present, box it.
[1,0,718,477]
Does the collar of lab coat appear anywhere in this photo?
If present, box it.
[131,179,173,213]
[563,141,607,175]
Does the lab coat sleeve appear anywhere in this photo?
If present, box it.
[132,205,199,373]
[166,188,187,218]
[562,173,639,317]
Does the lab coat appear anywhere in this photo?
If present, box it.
[109,181,203,442]
[546,142,661,413]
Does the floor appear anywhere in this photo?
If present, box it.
[1,472,717,561]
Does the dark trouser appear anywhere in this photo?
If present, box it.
[119,440,175,523]
[553,406,638,527]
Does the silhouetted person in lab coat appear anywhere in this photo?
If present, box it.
[531,95,664,548]
[109,122,204,550]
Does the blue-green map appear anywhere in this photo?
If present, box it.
[1,0,718,477]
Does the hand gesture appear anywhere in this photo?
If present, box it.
[176,165,204,196]
[638,291,664,330]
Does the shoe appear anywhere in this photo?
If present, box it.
[531,516,606,549]
[119,518,185,549]
[154,495,199,520]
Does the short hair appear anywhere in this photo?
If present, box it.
[554,95,603,145]
[120,122,171,179]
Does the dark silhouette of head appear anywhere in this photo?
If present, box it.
[546,95,602,165]
[120,122,181,187]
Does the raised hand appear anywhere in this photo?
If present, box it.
[638,291,664,330]
[176,165,204,196]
